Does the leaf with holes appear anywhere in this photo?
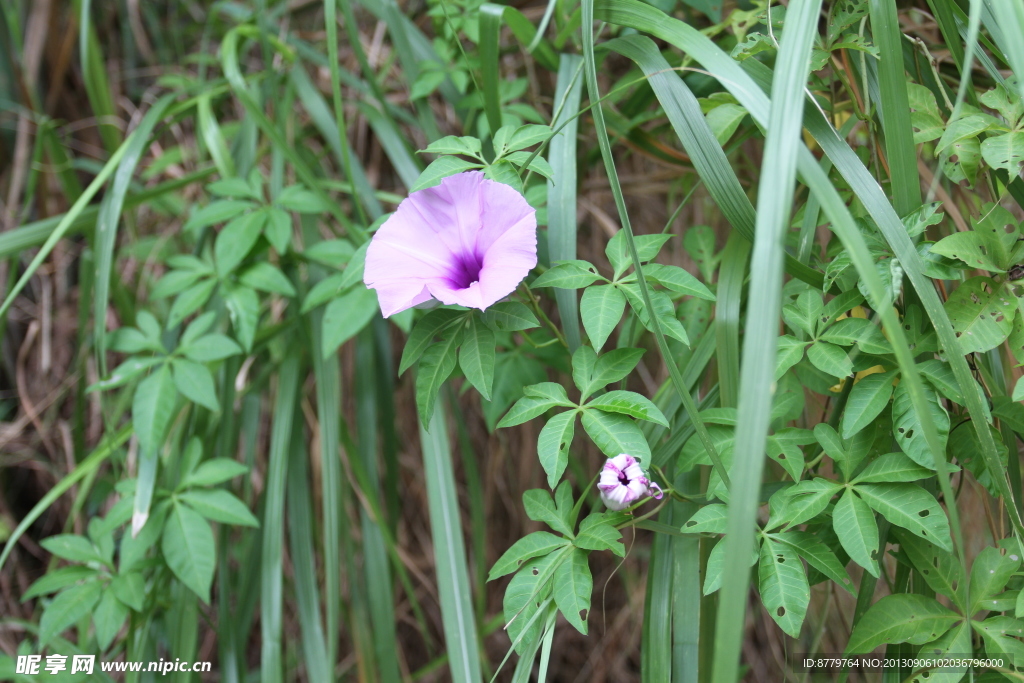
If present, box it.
[945,277,1015,354]
[931,232,1008,272]
[891,379,949,469]
[758,536,810,637]
[907,84,944,143]
[982,131,1024,176]
[833,488,879,577]
[553,548,592,634]
[766,428,813,482]
[973,616,1024,666]
[503,550,563,654]
[894,529,965,609]
[537,411,577,489]
[854,483,951,551]
[769,478,842,530]
[845,594,961,654]
[489,532,570,581]
[969,546,1021,615]
[681,504,728,534]
[772,531,854,594]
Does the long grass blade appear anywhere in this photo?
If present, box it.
[419,396,482,683]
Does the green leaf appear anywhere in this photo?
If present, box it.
[215,210,267,276]
[181,334,243,362]
[585,390,668,427]
[806,341,852,378]
[322,286,379,358]
[109,572,146,612]
[498,385,573,428]
[932,232,1007,272]
[276,185,333,213]
[605,231,673,279]
[765,428,813,482]
[582,347,645,400]
[225,285,260,352]
[181,458,248,488]
[571,345,597,395]
[38,581,103,646]
[703,537,758,595]
[773,530,854,594]
[853,452,933,483]
[523,489,573,537]
[208,176,262,200]
[573,522,624,557]
[489,532,570,581]
[907,83,945,143]
[782,290,823,337]
[641,263,715,300]
[423,135,484,158]
[162,502,215,603]
[151,269,204,299]
[820,317,892,354]
[855,483,951,550]
[891,379,949,469]
[400,309,465,375]
[179,489,259,527]
[580,284,625,351]
[894,529,965,608]
[833,488,879,577]
[621,284,690,345]
[553,548,592,634]
[770,478,841,530]
[841,370,897,439]
[411,156,485,191]
[303,239,355,269]
[171,358,220,412]
[972,616,1024,666]
[970,546,1021,615]
[460,317,496,400]
[93,588,129,650]
[580,410,651,464]
[503,550,562,654]
[133,363,177,457]
[537,411,576,489]
[681,504,728,534]
[981,131,1024,176]
[945,277,1015,353]
[183,199,257,233]
[22,566,96,601]
[415,328,463,426]
[775,336,808,380]
[167,278,217,328]
[758,536,809,637]
[264,207,291,253]
[845,594,961,654]
[532,260,604,289]
[481,301,539,332]
[40,535,106,565]
[237,262,296,296]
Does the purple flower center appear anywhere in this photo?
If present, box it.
[449,251,484,289]
[618,471,630,485]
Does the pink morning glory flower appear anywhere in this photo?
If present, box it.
[363,171,538,318]
[598,454,663,511]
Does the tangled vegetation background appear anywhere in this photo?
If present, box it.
[3,0,1024,680]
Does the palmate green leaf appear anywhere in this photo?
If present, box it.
[972,616,1024,667]
[641,263,715,300]
[775,336,808,380]
[481,301,539,332]
[459,317,496,400]
[772,531,854,594]
[400,309,465,375]
[841,370,898,439]
[621,284,690,345]
[498,384,573,428]
[503,550,564,655]
[322,286,379,358]
[682,504,729,534]
[93,589,129,650]
[412,156,484,192]
[856,483,950,550]
[931,232,1008,272]
[894,530,965,608]
[40,535,106,566]
[162,502,215,603]
[183,199,257,234]
[782,290,823,337]
[215,209,267,276]
[238,262,296,296]
[766,428,813,482]
[225,285,260,352]
[845,594,961,655]
[38,581,103,646]
[892,379,949,469]
[168,278,217,328]
[181,458,248,488]
[23,566,96,601]
[181,334,243,363]
[580,284,625,351]
[179,489,259,527]
[586,390,668,426]
[771,478,841,529]
[580,410,652,464]
[853,453,933,483]
[523,489,573,537]
[415,328,463,426]
[110,573,145,612]
[553,548,592,634]
[574,522,624,557]
[907,84,945,143]
[537,411,576,489]
[489,532,570,580]
[833,488,879,577]
[605,231,673,279]
[703,537,758,595]
[945,277,1015,353]
[171,359,220,412]
[806,341,852,379]
[969,546,1021,615]
[819,317,892,355]
[532,260,604,289]
[580,347,644,400]
[757,536,809,638]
